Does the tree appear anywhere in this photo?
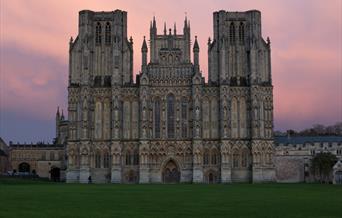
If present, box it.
[310,152,338,183]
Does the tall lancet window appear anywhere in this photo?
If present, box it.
[95,22,102,45]
[105,22,111,45]
[181,98,188,138]
[239,22,245,44]
[154,99,161,138]
[167,94,175,138]
[229,22,235,44]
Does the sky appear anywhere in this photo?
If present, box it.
[0,0,341,144]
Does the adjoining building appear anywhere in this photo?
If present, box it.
[275,136,342,183]
[2,109,68,181]
[0,138,10,174]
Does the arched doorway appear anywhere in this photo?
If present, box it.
[209,173,214,184]
[18,162,30,174]
[335,171,342,184]
[162,159,180,183]
[50,167,60,182]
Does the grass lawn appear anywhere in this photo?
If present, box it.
[0,179,341,218]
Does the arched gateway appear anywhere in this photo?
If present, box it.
[162,159,180,183]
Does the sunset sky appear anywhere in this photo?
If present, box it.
[0,0,341,143]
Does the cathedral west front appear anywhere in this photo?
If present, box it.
[66,9,276,183]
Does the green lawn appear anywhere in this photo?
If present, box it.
[0,180,341,218]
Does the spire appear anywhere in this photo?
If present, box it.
[164,22,167,35]
[153,16,156,29]
[174,22,177,35]
[193,36,199,52]
[141,36,148,52]
[56,107,60,117]
[184,15,187,29]
[61,109,65,120]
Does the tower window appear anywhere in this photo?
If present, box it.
[239,22,245,44]
[167,94,175,138]
[181,99,188,138]
[105,22,111,45]
[229,22,235,44]
[154,99,161,138]
[95,22,102,45]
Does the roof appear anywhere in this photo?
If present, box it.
[0,149,7,156]
[0,137,7,146]
[9,143,64,149]
[275,136,342,145]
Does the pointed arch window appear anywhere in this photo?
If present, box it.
[154,99,161,138]
[125,151,131,165]
[105,22,111,45]
[229,22,235,44]
[95,151,101,168]
[238,22,245,44]
[103,151,110,168]
[233,150,239,168]
[211,150,219,165]
[95,22,102,45]
[241,149,248,167]
[167,94,175,138]
[203,150,209,165]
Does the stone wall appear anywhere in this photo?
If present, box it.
[275,156,304,183]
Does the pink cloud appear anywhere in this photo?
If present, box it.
[1,0,341,132]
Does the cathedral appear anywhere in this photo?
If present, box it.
[66,9,275,183]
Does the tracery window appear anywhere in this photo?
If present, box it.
[167,94,175,138]
[125,150,139,165]
[229,22,235,44]
[95,22,102,45]
[105,22,111,45]
[154,99,161,138]
[211,151,218,165]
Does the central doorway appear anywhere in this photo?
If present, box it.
[162,159,180,183]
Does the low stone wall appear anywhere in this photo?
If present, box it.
[275,156,304,183]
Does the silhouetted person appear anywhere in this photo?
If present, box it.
[88,176,92,184]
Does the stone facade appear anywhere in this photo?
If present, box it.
[66,9,276,183]
[8,142,66,180]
